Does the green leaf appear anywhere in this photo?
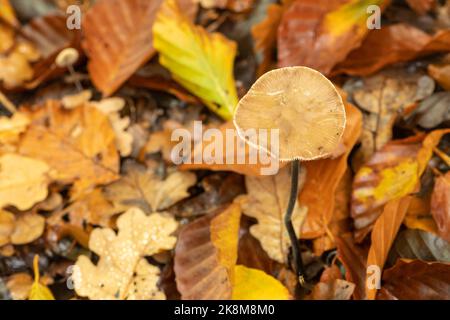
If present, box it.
[153,0,239,120]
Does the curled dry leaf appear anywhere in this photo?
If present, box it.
[82,0,163,96]
[387,229,450,266]
[153,0,238,120]
[278,0,386,74]
[104,162,196,214]
[431,172,450,242]
[19,100,120,200]
[306,265,355,300]
[74,207,178,300]
[237,165,307,263]
[377,260,450,300]
[351,68,435,163]
[0,154,50,211]
[334,24,450,76]
[174,203,241,299]
[366,196,412,300]
[336,233,369,300]
[299,103,362,239]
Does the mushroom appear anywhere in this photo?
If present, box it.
[55,47,83,91]
[233,66,346,286]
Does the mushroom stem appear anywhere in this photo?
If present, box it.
[284,159,305,286]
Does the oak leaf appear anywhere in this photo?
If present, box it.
[153,0,239,120]
[19,100,120,200]
[104,162,196,214]
[237,165,307,263]
[0,154,50,210]
[73,207,178,300]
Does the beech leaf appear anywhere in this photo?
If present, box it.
[153,0,239,120]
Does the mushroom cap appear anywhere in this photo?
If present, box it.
[55,48,79,68]
[233,66,346,161]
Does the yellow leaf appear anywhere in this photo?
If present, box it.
[73,207,177,300]
[153,0,238,120]
[29,255,55,300]
[0,0,19,27]
[0,154,49,210]
[324,0,385,36]
[232,265,291,300]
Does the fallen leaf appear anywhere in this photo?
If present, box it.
[0,0,19,27]
[232,265,290,300]
[251,3,283,76]
[73,207,177,300]
[278,0,387,74]
[179,121,285,176]
[336,233,369,300]
[29,255,54,300]
[237,165,307,263]
[0,42,40,88]
[387,229,450,266]
[366,196,412,300]
[10,212,46,245]
[174,203,241,299]
[404,193,438,235]
[0,209,14,246]
[194,0,254,12]
[19,100,120,199]
[153,0,239,120]
[377,260,450,300]
[104,161,196,214]
[6,273,33,300]
[334,24,450,76]
[412,92,450,129]
[300,103,362,239]
[431,172,450,242]
[406,0,435,15]
[352,137,422,241]
[428,62,450,90]
[0,112,30,152]
[82,0,163,96]
[0,154,50,210]
[306,265,355,300]
[351,68,434,163]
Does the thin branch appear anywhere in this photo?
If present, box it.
[284,159,306,286]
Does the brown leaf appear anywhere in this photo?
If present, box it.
[387,229,450,266]
[377,260,450,300]
[299,103,362,239]
[406,0,435,15]
[251,3,284,76]
[366,196,412,300]
[82,0,163,96]
[306,265,355,300]
[334,24,450,76]
[428,62,450,90]
[431,172,450,242]
[278,0,387,74]
[6,273,33,300]
[336,233,369,300]
[174,203,241,299]
[19,100,120,199]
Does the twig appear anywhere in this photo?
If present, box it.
[284,159,306,286]
[0,90,16,114]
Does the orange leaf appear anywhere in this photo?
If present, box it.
[431,172,450,242]
[278,0,387,74]
[299,103,362,239]
[334,24,450,76]
[366,196,412,300]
